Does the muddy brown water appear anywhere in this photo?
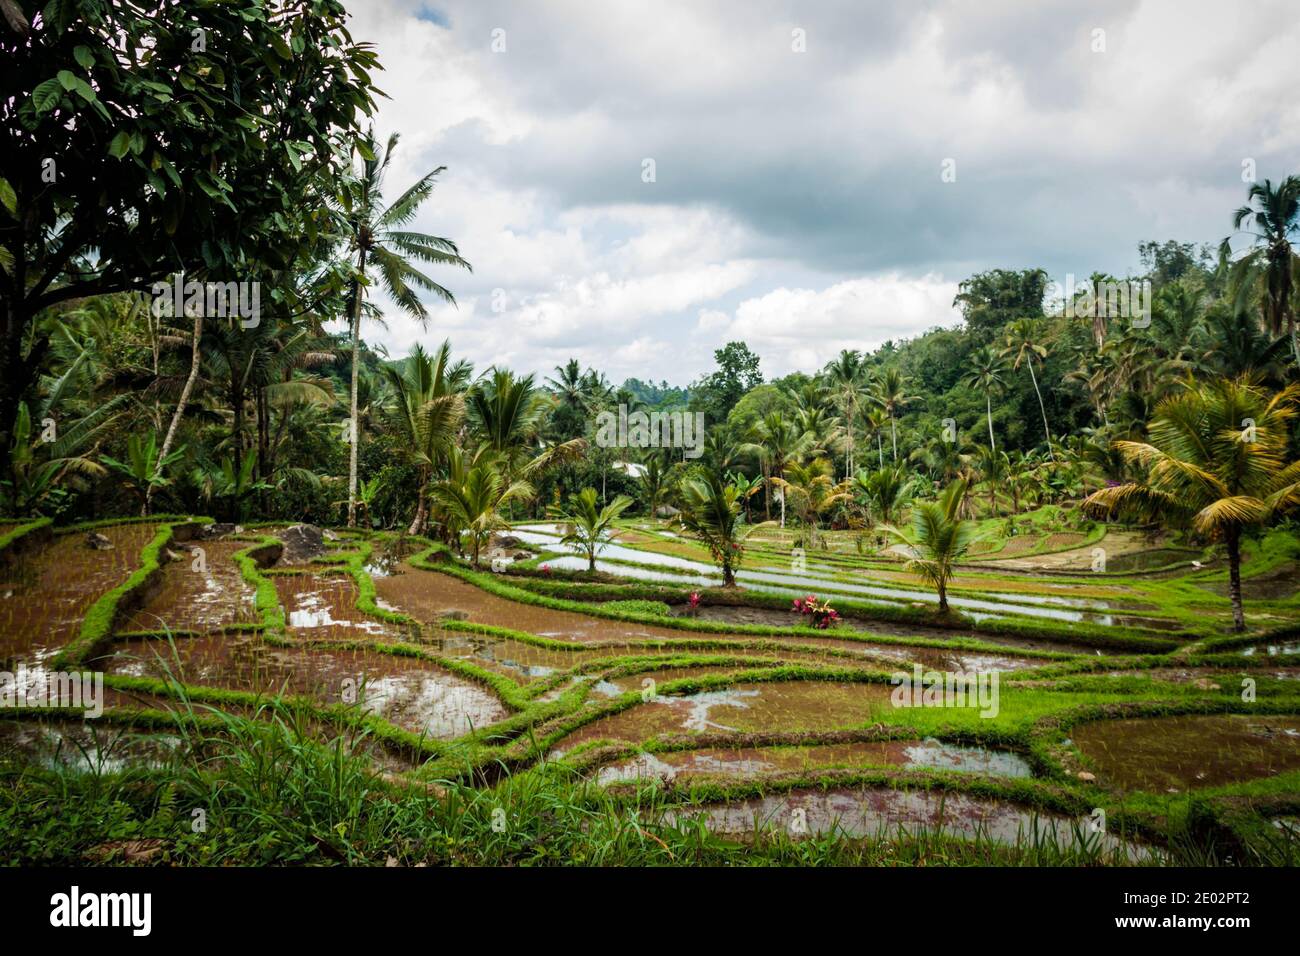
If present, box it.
[550,681,895,756]
[275,572,402,641]
[1072,713,1300,791]
[0,524,160,666]
[666,787,1153,859]
[594,739,1033,785]
[377,564,1045,672]
[121,538,258,634]
[98,633,508,739]
[0,717,180,773]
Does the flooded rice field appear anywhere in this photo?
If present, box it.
[1072,713,1300,791]
[98,633,508,738]
[274,572,403,641]
[0,523,160,665]
[593,738,1033,785]
[665,787,1153,859]
[550,680,894,755]
[122,538,258,634]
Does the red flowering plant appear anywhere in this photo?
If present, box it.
[792,594,840,629]
[687,591,701,616]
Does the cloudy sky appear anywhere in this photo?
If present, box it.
[341,0,1300,386]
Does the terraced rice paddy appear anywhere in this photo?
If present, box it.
[3,515,1300,864]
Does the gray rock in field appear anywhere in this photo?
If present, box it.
[436,608,470,622]
[655,505,680,518]
[277,523,326,564]
[492,534,524,550]
[199,522,239,540]
[85,532,114,550]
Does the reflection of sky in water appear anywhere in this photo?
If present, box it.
[358,673,505,738]
[287,591,389,634]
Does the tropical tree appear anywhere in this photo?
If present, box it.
[825,349,866,478]
[677,469,769,586]
[637,453,674,518]
[960,345,1008,452]
[880,478,977,614]
[852,465,914,528]
[1002,318,1056,460]
[551,487,633,572]
[339,129,471,526]
[1083,377,1300,632]
[430,451,531,567]
[743,411,811,523]
[870,367,917,463]
[100,432,185,516]
[769,458,852,548]
[381,341,469,534]
[1220,175,1300,364]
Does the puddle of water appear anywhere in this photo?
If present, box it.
[0,524,160,665]
[1241,642,1300,657]
[591,665,767,698]
[0,718,180,774]
[99,634,508,739]
[1073,713,1300,791]
[122,538,258,634]
[551,680,894,755]
[364,538,418,578]
[276,574,399,640]
[594,738,1032,785]
[667,787,1150,858]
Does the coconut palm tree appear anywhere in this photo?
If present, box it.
[1083,377,1300,632]
[677,469,770,586]
[382,341,470,534]
[551,487,633,572]
[340,129,471,526]
[870,367,917,463]
[743,411,811,524]
[852,465,914,528]
[1002,318,1056,460]
[880,478,976,614]
[1220,175,1300,364]
[825,349,866,478]
[960,345,1008,452]
[430,450,531,567]
[637,453,673,518]
[769,458,852,548]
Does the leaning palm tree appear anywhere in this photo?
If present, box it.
[551,487,633,572]
[1220,175,1300,364]
[960,345,1008,452]
[430,450,531,568]
[382,341,470,534]
[677,469,771,586]
[1083,377,1300,632]
[340,129,471,526]
[880,478,976,614]
[1002,318,1056,460]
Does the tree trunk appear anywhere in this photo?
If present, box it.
[985,393,995,452]
[148,310,202,516]
[346,253,366,528]
[407,473,428,536]
[937,580,948,614]
[723,559,735,587]
[891,416,898,462]
[1027,360,1054,460]
[1226,526,1245,633]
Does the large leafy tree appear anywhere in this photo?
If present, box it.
[339,129,470,526]
[1,0,380,484]
[1084,377,1300,632]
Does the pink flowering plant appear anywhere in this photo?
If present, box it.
[791,594,840,629]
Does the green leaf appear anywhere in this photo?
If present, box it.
[31,78,62,113]
[0,178,16,216]
[73,46,94,70]
[56,70,78,91]
[268,32,293,61]
[107,131,131,159]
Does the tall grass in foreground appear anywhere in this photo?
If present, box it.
[1,695,1294,866]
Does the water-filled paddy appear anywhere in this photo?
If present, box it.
[594,738,1033,785]
[1072,713,1300,791]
